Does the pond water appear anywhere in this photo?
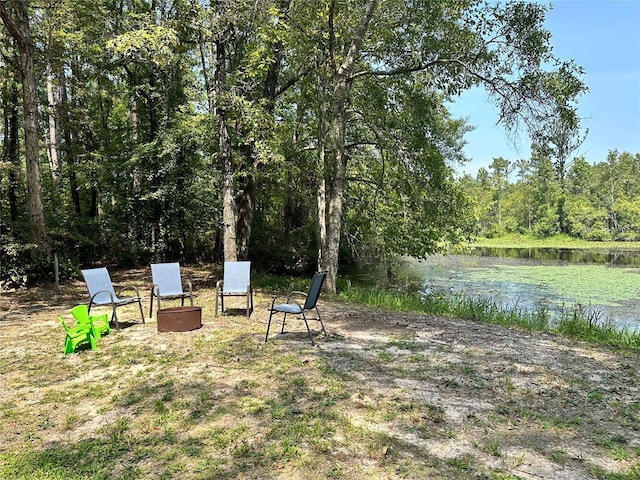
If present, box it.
[467,246,640,266]
[347,247,640,332]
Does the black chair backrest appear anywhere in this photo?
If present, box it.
[303,271,328,310]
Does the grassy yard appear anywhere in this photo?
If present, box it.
[468,234,640,251]
[1,265,639,479]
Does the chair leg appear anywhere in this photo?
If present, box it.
[280,313,288,334]
[64,337,73,354]
[111,308,120,330]
[216,292,226,316]
[149,294,154,318]
[136,299,145,324]
[265,311,274,342]
[316,307,327,336]
[301,313,315,346]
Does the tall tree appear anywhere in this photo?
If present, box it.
[488,157,512,230]
[1,64,21,223]
[0,0,47,251]
[196,0,291,262]
[319,0,378,292]
[536,113,588,233]
[290,0,587,292]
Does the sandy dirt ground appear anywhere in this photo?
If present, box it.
[1,266,639,479]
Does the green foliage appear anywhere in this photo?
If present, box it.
[463,151,640,241]
[471,233,640,250]
[533,203,559,237]
[0,229,68,288]
[0,0,627,281]
[107,26,180,68]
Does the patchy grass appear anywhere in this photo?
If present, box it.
[1,265,639,479]
[339,285,640,350]
[468,233,640,251]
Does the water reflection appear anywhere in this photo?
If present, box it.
[467,246,640,266]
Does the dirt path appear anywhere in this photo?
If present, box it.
[323,302,640,478]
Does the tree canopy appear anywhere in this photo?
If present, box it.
[1,0,615,291]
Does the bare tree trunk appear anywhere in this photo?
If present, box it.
[216,38,238,262]
[236,174,255,260]
[321,0,377,292]
[315,55,328,276]
[59,66,82,216]
[324,92,347,292]
[2,77,21,222]
[1,1,48,252]
[316,155,327,271]
[220,124,237,261]
[46,62,60,180]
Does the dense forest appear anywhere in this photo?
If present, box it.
[462,150,640,241]
[3,0,635,292]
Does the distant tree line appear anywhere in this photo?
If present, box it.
[1,0,588,290]
[460,150,640,241]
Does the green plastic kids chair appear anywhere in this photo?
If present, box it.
[59,315,97,354]
[71,304,110,339]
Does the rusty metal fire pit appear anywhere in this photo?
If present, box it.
[157,306,202,332]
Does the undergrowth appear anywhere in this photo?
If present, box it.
[337,285,640,350]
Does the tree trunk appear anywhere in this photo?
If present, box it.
[46,62,60,180]
[236,174,255,260]
[216,38,238,262]
[324,86,347,293]
[321,0,377,293]
[315,54,328,278]
[22,37,46,250]
[1,1,48,252]
[220,121,237,261]
[2,77,21,222]
[316,154,327,273]
[58,68,82,216]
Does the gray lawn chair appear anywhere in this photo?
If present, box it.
[149,262,193,317]
[265,270,328,345]
[81,267,145,330]
[215,261,253,318]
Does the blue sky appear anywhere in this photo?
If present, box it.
[449,0,640,177]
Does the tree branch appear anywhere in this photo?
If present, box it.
[351,60,441,80]
[0,1,29,49]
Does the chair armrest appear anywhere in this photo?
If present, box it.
[286,291,308,303]
[151,284,160,297]
[270,295,283,310]
[118,285,141,298]
[270,293,295,309]
[269,295,304,311]
[89,289,115,305]
[66,321,92,335]
[184,280,193,295]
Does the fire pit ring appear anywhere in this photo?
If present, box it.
[157,306,202,332]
